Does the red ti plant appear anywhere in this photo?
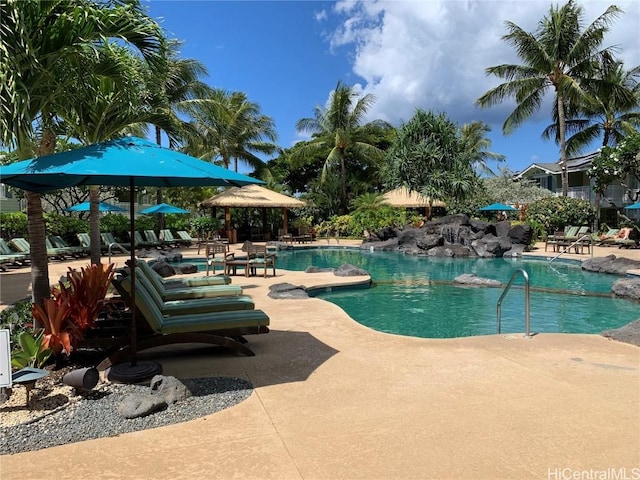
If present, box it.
[32,263,116,356]
[32,297,73,356]
[63,263,116,332]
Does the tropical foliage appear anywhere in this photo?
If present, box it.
[477,0,624,196]
[292,81,392,214]
[525,196,596,234]
[382,109,479,206]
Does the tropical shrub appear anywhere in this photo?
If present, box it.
[191,216,221,238]
[44,212,88,242]
[0,212,28,239]
[163,214,191,232]
[0,299,32,351]
[11,330,52,369]
[33,263,115,356]
[525,197,596,233]
[99,214,131,240]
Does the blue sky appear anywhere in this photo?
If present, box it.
[145,0,640,174]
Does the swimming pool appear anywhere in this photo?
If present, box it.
[185,248,638,338]
[272,248,639,338]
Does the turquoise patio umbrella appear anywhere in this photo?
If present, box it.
[624,202,640,209]
[139,203,189,215]
[65,201,127,212]
[0,136,263,382]
[479,203,518,211]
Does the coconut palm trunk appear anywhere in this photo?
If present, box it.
[557,93,569,197]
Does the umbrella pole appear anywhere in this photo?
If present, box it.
[108,177,162,384]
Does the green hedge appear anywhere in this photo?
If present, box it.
[525,197,596,234]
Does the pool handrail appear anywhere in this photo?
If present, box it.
[497,268,531,338]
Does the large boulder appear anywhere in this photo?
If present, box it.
[151,260,175,278]
[582,255,640,275]
[495,220,511,238]
[268,283,309,299]
[601,319,640,346]
[471,234,513,258]
[611,278,640,300]
[508,224,532,245]
[117,393,167,419]
[334,264,369,276]
[470,219,496,236]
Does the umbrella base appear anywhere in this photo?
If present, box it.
[107,361,163,384]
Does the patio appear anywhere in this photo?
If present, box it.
[0,242,639,479]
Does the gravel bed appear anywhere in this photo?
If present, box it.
[1,377,253,455]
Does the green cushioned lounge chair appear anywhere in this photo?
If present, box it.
[138,259,231,288]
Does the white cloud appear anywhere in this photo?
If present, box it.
[328,0,640,130]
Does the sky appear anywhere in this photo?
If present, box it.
[144,0,640,174]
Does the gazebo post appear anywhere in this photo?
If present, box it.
[261,207,267,238]
[282,207,288,234]
[225,206,232,242]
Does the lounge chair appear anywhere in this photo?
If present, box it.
[46,236,83,258]
[595,228,620,246]
[98,272,269,365]
[50,235,88,256]
[144,230,170,249]
[159,229,191,248]
[77,233,109,253]
[0,238,28,266]
[123,268,256,316]
[176,230,194,246]
[247,244,276,277]
[101,232,130,254]
[615,227,639,249]
[134,260,243,301]
[130,230,160,249]
[138,258,231,288]
[10,237,68,260]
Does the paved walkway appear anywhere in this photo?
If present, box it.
[1,241,639,479]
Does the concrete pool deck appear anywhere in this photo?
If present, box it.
[1,241,639,479]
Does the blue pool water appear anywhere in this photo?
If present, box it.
[190,248,639,338]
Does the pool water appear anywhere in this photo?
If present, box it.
[270,248,639,338]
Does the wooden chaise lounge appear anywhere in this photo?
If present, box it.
[91,272,269,369]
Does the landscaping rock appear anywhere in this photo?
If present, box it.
[581,255,640,275]
[453,274,502,287]
[503,243,527,257]
[151,260,175,278]
[334,264,369,276]
[174,263,198,274]
[611,278,640,300]
[117,393,167,419]
[305,266,334,273]
[426,245,474,257]
[268,283,309,299]
[471,234,513,258]
[150,375,192,404]
[508,224,532,245]
[601,319,640,347]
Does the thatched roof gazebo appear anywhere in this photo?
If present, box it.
[382,187,445,217]
[200,184,305,241]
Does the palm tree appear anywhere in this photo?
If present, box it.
[544,57,640,155]
[460,121,505,176]
[143,39,212,231]
[476,0,622,196]
[294,81,392,214]
[57,43,161,264]
[0,0,163,306]
[185,89,278,173]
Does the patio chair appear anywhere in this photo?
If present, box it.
[138,258,231,288]
[205,242,235,276]
[51,235,89,256]
[101,232,130,254]
[247,244,276,277]
[615,227,639,249]
[103,272,269,363]
[176,230,194,246]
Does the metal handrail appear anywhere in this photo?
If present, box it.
[548,234,592,264]
[497,268,531,338]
